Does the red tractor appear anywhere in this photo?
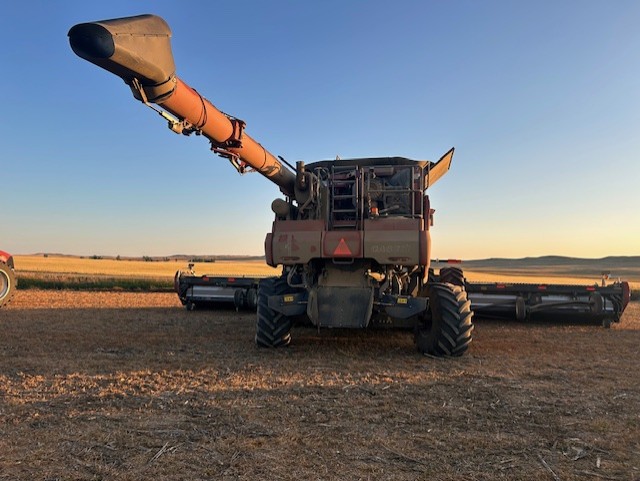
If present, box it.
[0,250,16,308]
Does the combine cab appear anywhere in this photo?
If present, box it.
[0,251,16,308]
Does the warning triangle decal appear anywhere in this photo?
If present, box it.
[333,238,352,256]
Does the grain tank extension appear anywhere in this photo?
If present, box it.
[69,14,473,356]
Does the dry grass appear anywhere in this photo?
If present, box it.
[0,290,638,480]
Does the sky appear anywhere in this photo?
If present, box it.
[1,0,639,260]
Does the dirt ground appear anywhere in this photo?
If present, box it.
[1,290,638,480]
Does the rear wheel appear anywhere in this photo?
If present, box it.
[0,262,16,308]
[256,276,293,348]
[415,283,473,357]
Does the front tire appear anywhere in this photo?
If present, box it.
[416,283,473,357]
[256,276,293,348]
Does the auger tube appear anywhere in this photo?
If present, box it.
[68,14,296,197]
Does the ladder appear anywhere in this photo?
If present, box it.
[330,166,361,229]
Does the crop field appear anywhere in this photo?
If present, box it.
[1,257,639,479]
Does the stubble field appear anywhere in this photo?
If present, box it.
[1,256,639,479]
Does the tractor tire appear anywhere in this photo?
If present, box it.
[439,267,465,287]
[256,276,293,348]
[0,261,16,308]
[415,283,473,357]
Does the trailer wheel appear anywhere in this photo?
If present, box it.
[0,261,16,308]
[439,267,465,287]
[246,288,258,310]
[234,289,246,310]
[515,296,527,321]
[589,292,603,314]
[256,276,293,348]
[415,283,473,357]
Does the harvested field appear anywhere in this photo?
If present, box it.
[1,290,639,480]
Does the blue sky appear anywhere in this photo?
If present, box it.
[1,1,638,259]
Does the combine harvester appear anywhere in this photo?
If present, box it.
[0,250,17,308]
[70,15,630,358]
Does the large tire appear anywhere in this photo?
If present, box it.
[256,276,293,348]
[439,266,465,287]
[0,262,16,308]
[415,283,473,357]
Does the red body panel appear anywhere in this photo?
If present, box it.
[268,217,430,268]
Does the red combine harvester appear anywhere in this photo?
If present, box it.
[70,15,630,357]
[0,250,17,308]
